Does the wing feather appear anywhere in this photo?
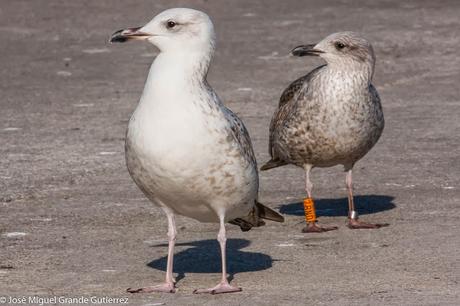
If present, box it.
[264,65,326,168]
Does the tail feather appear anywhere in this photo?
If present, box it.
[260,159,288,171]
[229,200,284,232]
[255,201,285,223]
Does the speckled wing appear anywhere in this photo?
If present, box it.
[222,106,257,167]
[261,65,326,171]
[370,83,385,125]
[222,107,285,231]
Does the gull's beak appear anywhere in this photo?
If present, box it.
[291,44,324,57]
[109,26,152,43]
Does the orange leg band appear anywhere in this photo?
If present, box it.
[303,198,317,223]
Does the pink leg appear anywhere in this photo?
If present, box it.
[193,216,242,295]
[127,209,177,293]
[346,169,389,229]
[302,165,338,233]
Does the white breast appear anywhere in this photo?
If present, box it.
[125,54,257,222]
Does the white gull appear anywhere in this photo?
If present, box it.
[110,8,283,294]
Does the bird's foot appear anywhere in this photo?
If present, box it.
[193,281,242,295]
[347,218,389,229]
[127,282,176,294]
[302,222,338,233]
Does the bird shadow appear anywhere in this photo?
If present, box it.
[147,239,274,283]
[279,195,395,217]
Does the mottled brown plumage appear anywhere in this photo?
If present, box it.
[262,65,325,170]
[262,32,387,232]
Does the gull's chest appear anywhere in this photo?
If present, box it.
[125,97,256,221]
[301,74,378,132]
[122,54,257,221]
[127,99,226,177]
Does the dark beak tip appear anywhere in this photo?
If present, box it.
[110,35,128,43]
[290,44,322,57]
[291,48,304,57]
[290,45,309,57]
[109,29,127,44]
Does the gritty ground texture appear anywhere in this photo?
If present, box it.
[1,0,459,305]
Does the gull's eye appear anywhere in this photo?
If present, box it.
[335,42,345,50]
[166,20,176,29]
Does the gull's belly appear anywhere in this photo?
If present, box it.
[308,123,381,167]
[125,113,257,222]
[281,103,383,168]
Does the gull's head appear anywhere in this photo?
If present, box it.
[110,8,215,53]
[291,32,375,67]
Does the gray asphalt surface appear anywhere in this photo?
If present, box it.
[1,1,459,305]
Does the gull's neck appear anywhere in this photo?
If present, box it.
[325,58,375,88]
[137,46,215,112]
[150,48,211,87]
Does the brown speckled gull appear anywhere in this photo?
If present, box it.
[110,8,283,295]
[261,32,388,232]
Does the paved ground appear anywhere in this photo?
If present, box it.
[1,0,459,305]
